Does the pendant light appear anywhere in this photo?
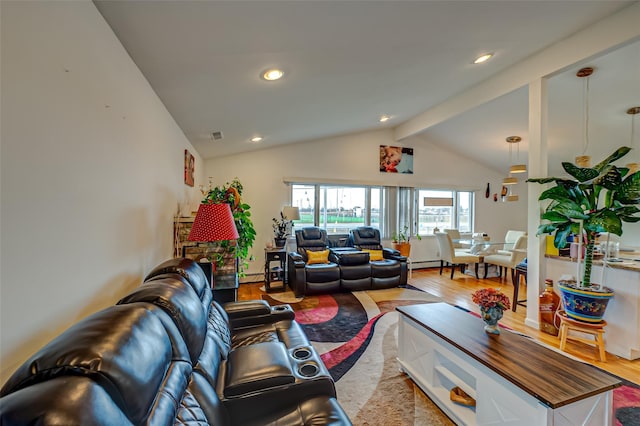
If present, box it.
[575,67,594,168]
[502,136,519,185]
[507,136,526,173]
[626,106,640,174]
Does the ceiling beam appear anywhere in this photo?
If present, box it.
[394,2,640,141]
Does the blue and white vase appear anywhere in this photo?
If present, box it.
[480,306,503,334]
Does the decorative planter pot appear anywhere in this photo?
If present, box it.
[558,281,614,323]
[274,238,287,248]
[392,242,411,257]
[480,306,503,334]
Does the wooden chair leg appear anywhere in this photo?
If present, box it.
[510,268,516,285]
[450,263,455,279]
[512,276,519,312]
[440,260,444,275]
[483,263,488,279]
[474,263,479,279]
[596,331,607,362]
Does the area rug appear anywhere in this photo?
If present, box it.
[263,286,640,426]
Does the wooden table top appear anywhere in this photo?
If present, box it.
[397,303,621,408]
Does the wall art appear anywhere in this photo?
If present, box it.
[379,145,413,174]
[184,149,195,186]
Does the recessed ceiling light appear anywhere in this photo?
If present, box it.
[379,115,391,123]
[261,69,284,81]
[473,53,493,64]
[250,136,263,142]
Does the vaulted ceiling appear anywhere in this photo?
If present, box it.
[94,1,640,175]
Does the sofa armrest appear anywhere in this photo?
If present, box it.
[224,342,295,397]
[229,304,296,330]
[288,252,306,267]
[224,300,271,319]
[383,248,406,262]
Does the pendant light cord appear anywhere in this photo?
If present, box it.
[582,75,590,156]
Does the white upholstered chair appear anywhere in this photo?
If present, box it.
[497,230,527,256]
[436,232,482,279]
[444,229,470,251]
[484,235,528,284]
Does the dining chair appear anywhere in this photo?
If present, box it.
[497,230,527,256]
[483,235,528,284]
[435,232,482,279]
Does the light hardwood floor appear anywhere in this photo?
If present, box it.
[238,267,639,384]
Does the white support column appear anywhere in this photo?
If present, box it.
[526,78,549,329]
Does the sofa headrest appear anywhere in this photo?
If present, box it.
[144,258,209,299]
[302,227,322,240]
[0,376,133,425]
[355,227,377,239]
[117,277,207,363]
[296,227,328,250]
[0,303,189,424]
[351,227,381,247]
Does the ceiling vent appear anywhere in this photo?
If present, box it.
[211,131,224,141]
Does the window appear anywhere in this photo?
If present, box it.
[291,184,383,235]
[291,183,473,237]
[418,189,474,234]
[291,184,315,228]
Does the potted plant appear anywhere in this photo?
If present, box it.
[527,146,639,322]
[200,177,256,276]
[272,212,290,248]
[391,225,422,257]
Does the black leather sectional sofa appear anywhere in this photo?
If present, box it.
[288,227,408,297]
[0,258,351,425]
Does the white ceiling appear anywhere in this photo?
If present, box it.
[94,0,640,175]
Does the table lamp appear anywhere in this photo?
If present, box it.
[187,203,239,284]
[188,203,239,242]
[281,206,300,238]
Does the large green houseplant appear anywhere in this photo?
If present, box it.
[528,146,639,322]
[200,177,256,276]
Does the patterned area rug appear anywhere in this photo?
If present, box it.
[263,286,640,426]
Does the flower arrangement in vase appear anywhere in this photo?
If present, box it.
[471,288,511,334]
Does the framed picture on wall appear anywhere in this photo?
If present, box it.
[184,149,195,186]
[380,145,413,174]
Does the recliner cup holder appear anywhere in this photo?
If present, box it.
[292,346,312,360]
[272,305,288,311]
[298,361,319,378]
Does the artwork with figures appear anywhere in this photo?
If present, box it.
[380,145,413,174]
[184,149,195,186]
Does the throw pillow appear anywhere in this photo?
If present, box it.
[306,249,330,265]
[362,249,384,261]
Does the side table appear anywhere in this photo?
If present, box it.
[197,262,238,304]
[264,247,287,292]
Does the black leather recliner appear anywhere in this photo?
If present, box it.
[288,227,342,297]
[288,227,407,297]
[350,226,408,288]
[0,258,351,425]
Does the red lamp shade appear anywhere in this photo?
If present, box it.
[188,203,239,242]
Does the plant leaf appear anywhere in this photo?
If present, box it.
[593,166,621,190]
[539,185,572,202]
[614,170,640,204]
[554,225,573,249]
[548,199,589,220]
[527,177,561,184]
[593,146,631,172]
[541,211,570,223]
[562,162,599,182]
[536,223,560,235]
[587,210,622,236]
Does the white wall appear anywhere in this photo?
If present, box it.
[0,1,203,383]
[204,129,529,279]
